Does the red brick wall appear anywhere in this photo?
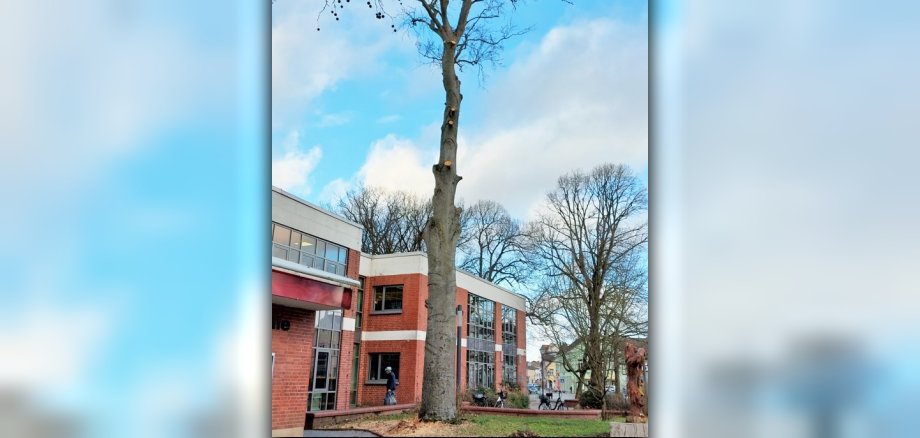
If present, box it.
[363,274,425,332]
[271,305,315,431]
[357,340,425,406]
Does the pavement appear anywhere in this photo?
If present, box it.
[303,429,380,437]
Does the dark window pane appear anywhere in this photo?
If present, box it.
[314,257,325,270]
[272,245,287,259]
[315,351,328,390]
[369,354,380,379]
[290,231,301,249]
[286,248,300,263]
[324,261,337,274]
[336,264,345,277]
[301,255,314,267]
[373,288,384,311]
[338,247,348,263]
[384,287,402,310]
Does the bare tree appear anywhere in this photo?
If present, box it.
[528,163,648,401]
[307,0,539,421]
[336,186,431,254]
[457,200,530,287]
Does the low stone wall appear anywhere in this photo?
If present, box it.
[462,405,602,419]
[305,403,417,429]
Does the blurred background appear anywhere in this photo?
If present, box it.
[2,0,919,437]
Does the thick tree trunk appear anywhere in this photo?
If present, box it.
[419,40,463,422]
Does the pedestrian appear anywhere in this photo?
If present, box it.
[384,366,398,405]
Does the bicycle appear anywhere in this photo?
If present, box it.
[538,391,566,410]
[495,390,506,408]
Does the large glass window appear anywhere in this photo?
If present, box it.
[467,294,496,389]
[501,305,517,385]
[308,310,342,411]
[272,222,347,276]
[368,353,400,382]
[467,294,495,341]
[372,285,403,313]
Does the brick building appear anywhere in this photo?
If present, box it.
[271,186,527,436]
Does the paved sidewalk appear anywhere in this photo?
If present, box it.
[303,429,379,437]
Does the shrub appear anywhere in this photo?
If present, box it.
[502,381,521,392]
[509,430,539,437]
[604,392,630,411]
[579,388,604,409]
[468,386,498,406]
[507,391,529,409]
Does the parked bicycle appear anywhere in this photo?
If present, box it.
[538,391,566,410]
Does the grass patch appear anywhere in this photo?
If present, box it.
[466,414,610,437]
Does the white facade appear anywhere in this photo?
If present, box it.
[271,186,362,251]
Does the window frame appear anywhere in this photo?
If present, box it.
[366,352,401,384]
[371,285,404,314]
[271,222,348,276]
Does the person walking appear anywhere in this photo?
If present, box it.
[384,366,398,405]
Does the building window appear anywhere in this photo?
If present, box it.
[271,222,348,277]
[356,277,365,329]
[467,294,496,390]
[501,305,517,385]
[467,349,495,390]
[467,294,495,342]
[372,285,403,313]
[308,310,343,411]
[350,343,360,407]
[368,353,400,382]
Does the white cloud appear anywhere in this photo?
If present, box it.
[271,2,407,132]
[271,130,323,196]
[358,134,434,197]
[319,178,352,205]
[350,16,647,219]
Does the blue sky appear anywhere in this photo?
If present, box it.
[272,0,648,220]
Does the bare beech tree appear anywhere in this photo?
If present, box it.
[336,186,431,254]
[528,163,648,400]
[457,200,531,287]
[303,0,540,421]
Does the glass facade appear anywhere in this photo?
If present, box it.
[308,310,342,411]
[467,293,496,390]
[272,222,348,277]
[501,305,518,385]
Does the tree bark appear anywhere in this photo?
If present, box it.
[419,38,463,422]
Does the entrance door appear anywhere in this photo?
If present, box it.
[309,348,338,410]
